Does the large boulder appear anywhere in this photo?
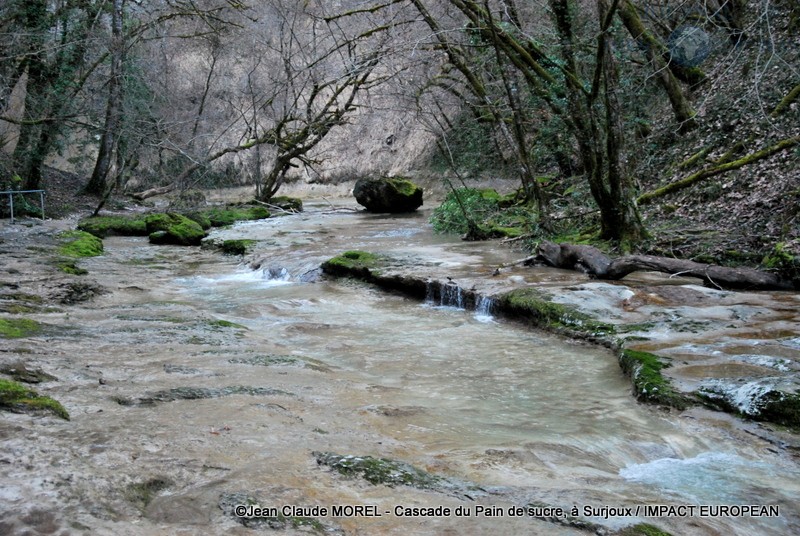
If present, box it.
[145,213,207,246]
[353,177,423,213]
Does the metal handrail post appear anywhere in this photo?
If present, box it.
[9,192,14,224]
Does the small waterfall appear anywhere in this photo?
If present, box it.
[474,295,496,322]
[424,280,494,320]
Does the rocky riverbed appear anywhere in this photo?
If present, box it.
[2,204,800,535]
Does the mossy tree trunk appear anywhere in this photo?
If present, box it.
[618,0,697,130]
[550,0,647,247]
[85,0,125,196]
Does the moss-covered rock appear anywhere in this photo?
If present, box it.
[125,477,173,510]
[185,205,270,229]
[353,176,423,213]
[77,215,149,238]
[321,251,383,278]
[0,378,69,419]
[0,362,57,384]
[57,230,104,257]
[314,452,443,489]
[619,349,690,409]
[0,318,41,338]
[202,239,256,255]
[265,196,303,212]
[116,385,292,406]
[219,492,327,532]
[145,213,207,246]
[497,288,616,338]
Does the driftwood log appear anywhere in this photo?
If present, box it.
[533,241,794,291]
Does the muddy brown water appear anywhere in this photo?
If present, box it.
[2,202,799,535]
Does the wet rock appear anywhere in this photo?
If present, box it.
[219,492,334,532]
[145,213,207,246]
[0,362,57,384]
[115,386,293,406]
[54,281,107,304]
[0,378,69,419]
[618,350,691,410]
[265,196,303,212]
[353,176,423,213]
[125,477,173,510]
[313,452,483,499]
[698,380,800,427]
[228,355,300,367]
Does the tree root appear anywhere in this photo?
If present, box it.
[535,241,794,290]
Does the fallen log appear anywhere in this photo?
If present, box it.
[535,241,794,291]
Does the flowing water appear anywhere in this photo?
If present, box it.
[3,202,800,535]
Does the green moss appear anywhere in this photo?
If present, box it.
[754,390,800,428]
[385,177,421,197]
[58,260,88,275]
[185,205,270,228]
[619,523,673,536]
[619,350,689,409]
[498,288,615,337]
[218,239,256,256]
[208,319,248,330]
[266,196,303,212]
[0,378,69,419]
[321,250,383,278]
[0,318,41,338]
[119,385,293,405]
[77,215,148,238]
[314,452,442,489]
[57,231,104,258]
[228,355,300,366]
[145,213,207,246]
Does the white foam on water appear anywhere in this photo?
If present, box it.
[619,452,770,503]
[180,267,293,288]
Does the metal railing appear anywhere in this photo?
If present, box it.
[1,190,45,223]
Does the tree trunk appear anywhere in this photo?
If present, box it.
[85,0,125,196]
[618,0,697,130]
[535,241,794,290]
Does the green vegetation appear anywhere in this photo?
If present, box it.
[750,390,800,428]
[0,379,69,419]
[229,355,300,366]
[57,261,88,275]
[207,239,256,255]
[430,188,502,235]
[0,318,41,339]
[618,350,690,409]
[618,523,674,536]
[266,196,303,212]
[220,492,326,532]
[498,288,616,337]
[57,230,104,257]
[117,385,293,405]
[762,242,799,284]
[77,215,149,238]
[145,213,207,246]
[208,319,248,330]
[314,452,442,489]
[321,251,382,277]
[185,205,270,229]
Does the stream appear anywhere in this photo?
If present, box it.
[2,201,800,535]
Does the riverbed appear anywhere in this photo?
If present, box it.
[1,202,799,535]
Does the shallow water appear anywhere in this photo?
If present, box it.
[3,203,799,535]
